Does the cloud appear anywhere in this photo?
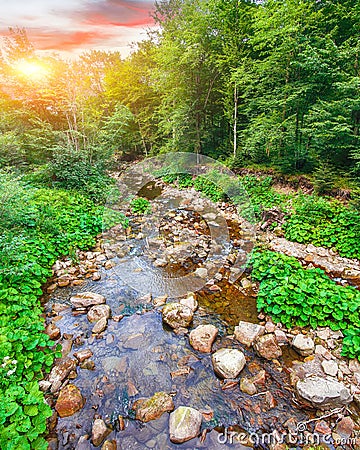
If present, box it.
[0,0,155,56]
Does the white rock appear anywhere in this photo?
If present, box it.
[296,376,352,409]
[234,321,265,347]
[180,293,198,312]
[87,304,111,323]
[169,406,202,444]
[212,348,246,379]
[292,334,315,356]
[194,267,208,279]
[321,360,338,377]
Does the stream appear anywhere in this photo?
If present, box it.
[42,180,357,450]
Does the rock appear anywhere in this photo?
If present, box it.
[55,384,85,417]
[92,317,107,334]
[335,416,354,440]
[250,370,267,387]
[102,441,116,450]
[296,376,352,409]
[321,360,338,377]
[92,272,101,281]
[180,293,198,312]
[45,322,61,340]
[47,283,57,294]
[75,435,91,450]
[234,321,265,347]
[153,295,167,307]
[87,305,111,323]
[194,267,208,279]
[254,334,282,360]
[92,419,111,447]
[349,359,360,374]
[264,391,277,409]
[162,303,193,329]
[104,260,115,270]
[314,420,332,435]
[212,348,246,379]
[274,330,288,344]
[292,334,315,356]
[169,406,202,444]
[48,358,77,393]
[154,259,168,267]
[315,344,332,360]
[240,378,257,395]
[39,380,51,392]
[70,292,105,308]
[189,325,218,353]
[241,278,252,290]
[74,349,93,363]
[133,392,175,422]
[265,321,276,333]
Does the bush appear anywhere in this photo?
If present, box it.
[130,197,151,214]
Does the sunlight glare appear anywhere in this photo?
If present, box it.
[14,60,49,81]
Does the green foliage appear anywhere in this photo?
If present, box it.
[0,173,127,449]
[251,250,360,359]
[130,197,152,214]
[283,195,360,258]
[51,145,113,202]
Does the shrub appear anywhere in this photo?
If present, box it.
[130,197,152,214]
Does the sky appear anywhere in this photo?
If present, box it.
[0,0,155,58]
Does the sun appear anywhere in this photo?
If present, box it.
[14,60,49,81]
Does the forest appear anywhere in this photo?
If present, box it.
[1,0,360,449]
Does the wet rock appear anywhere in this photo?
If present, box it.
[194,267,208,279]
[70,292,105,308]
[74,349,93,363]
[240,377,257,395]
[102,441,116,450]
[48,358,77,393]
[87,304,111,323]
[274,330,288,345]
[250,370,267,387]
[314,420,332,435]
[335,416,354,440]
[81,360,95,370]
[189,324,218,353]
[296,376,352,409]
[39,380,51,392]
[127,380,139,397]
[45,322,61,340]
[75,435,90,450]
[212,348,246,379]
[92,317,108,334]
[92,272,101,281]
[92,419,111,447]
[55,384,85,417]
[162,303,193,329]
[153,295,167,307]
[47,283,57,294]
[154,258,168,267]
[180,293,198,312]
[234,321,265,347]
[321,359,338,377]
[292,334,315,356]
[169,406,202,444]
[264,391,277,409]
[133,392,175,423]
[254,334,282,360]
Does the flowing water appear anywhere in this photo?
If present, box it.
[43,184,331,450]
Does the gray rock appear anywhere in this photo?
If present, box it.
[169,406,202,444]
[292,334,315,356]
[87,304,111,323]
[92,317,107,334]
[296,376,353,409]
[234,321,265,347]
[92,419,111,447]
[321,360,338,377]
[162,303,193,329]
[189,324,218,353]
[71,292,105,308]
[212,348,246,379]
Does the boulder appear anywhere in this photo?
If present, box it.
[296,376,352,409]
[92,317,107,334]
[212,348,246,379]
[169,406,202,444]
[70,292,105,308]
[133,392,174,422]
[234,321,265,347]
[180,293,198,312]
[48,358,77,393]
[292,334,315,356]
[189,325,218,353]
[162,303,193,329]
[87,304,111,323]
[92,419,111,447]
[254,334,282,360]
[55,384,85,417]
